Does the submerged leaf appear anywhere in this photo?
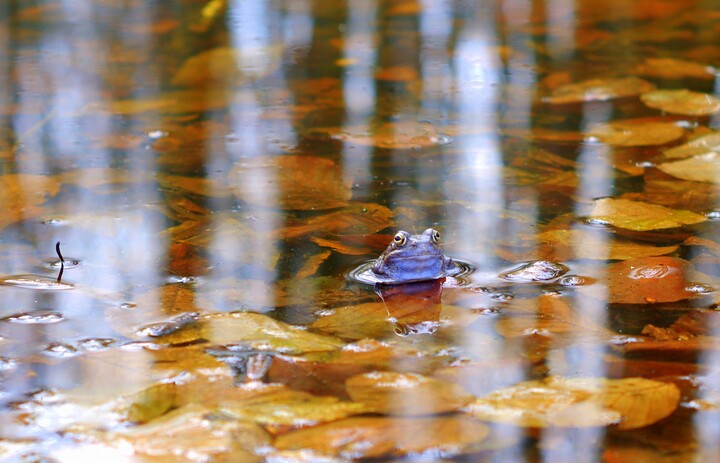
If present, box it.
[282,203,395,239]
[586,120,684,147]
[641,89,720,116]
[323,121,452,149]
[663,132,720,159]
[468,376,679,429]
[657,152,720,184]
[543,77,656,104]
[537,229,678,260]
[588,198,706,231]
[606,256,696,304]
[346,371,474,415]
[274,415,489,458]
[150,312,346,354]
[635,57,717,80]
[229,155,351,210]
[171,46,282,87]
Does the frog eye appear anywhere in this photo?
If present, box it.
[393,232,407,246]
[431,229,441,243]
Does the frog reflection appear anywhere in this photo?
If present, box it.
[375,278,444,336]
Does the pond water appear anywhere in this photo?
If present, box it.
[2,0,720,461]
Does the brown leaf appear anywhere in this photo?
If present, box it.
[282,203,395,239]
[274,415,489,458]
[158,174,232,197]
[543,77,656,104]
[641,89,720,116]
[296,250,331,279]
[229,155,351,210]
[586,120,684,147]
[346,371,474,415]
[323,121,451,149]
[171,46,282,87]
[657,152,720,183]
[0,174,61,229]
[468,376,680,430]
[537,229,678,260]
[606,256,695,304]
[634,57,717,80]
[663,132,720,159]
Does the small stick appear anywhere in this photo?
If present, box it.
[56,241,64,283]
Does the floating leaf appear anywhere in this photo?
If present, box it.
[171,46,282,87]
[220,387,368,429]
[311,302,393,340]
[157,174,232,197]
[606,256,696,304]
[586,120,684,146]
[323,121,452,149]
[149,312,345,354]
[641,89,720,116]
[345,371,474,415]
[229,155,351,210]
[543,77,656,104]
[0,174,61,229]
[537,229,678,260]
[663,132,720,159]
[635,57,717,80]
[468,376,679,430]
[282,203,395,239]
[126,383,177,424]
[588,198,706,231]
[296,250,332,279]
[274,415,489,458]
[657,152,720,184]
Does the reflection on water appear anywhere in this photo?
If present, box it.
[1,0,720,461]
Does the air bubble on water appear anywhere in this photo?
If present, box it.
[147,130,169,139]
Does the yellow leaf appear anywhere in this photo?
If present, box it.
[274,415,489,458]
[641,89,720,116]
[586,120,684,147]
[468,376,679,429]
[543,77,656,104]
[346,371,474,415]
[588,198,706,231]
[657,152,720,184]
[663,132,720,159]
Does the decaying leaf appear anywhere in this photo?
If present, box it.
[345,371,474,415]
[537,229,678,260]
[634,57,717,80]
[171,46,282,87]
[148,312,346,354]
[641,89,720,116]
[323,121,452,149]
[468,376,680,430]
[311,302,394,340]
[543,77,656,104]
[663,132,720,159]
[588,198,706,231]
[220,387,368,429]
[229,155,351,210]
[282,203,395,239]
[606,256,696,304]
[586,120,684,146]
[657,152,720,183]
[274,415,489,458]
[0,174,61,229]
[296,250,332,279]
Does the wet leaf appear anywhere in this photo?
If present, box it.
[657,152,720,183]
[0,174,61,229]
[171,46,282,87]
[157,174,232,197]
[467,376,680,430]
[310,235,377,256]
[126,383,176,424]
[634,57,717,80]
[296,250,332,279]
[586,120,684,146]
[229,155,351,210]
[274,415,489,458]
[105,404,269,463]
[345,371,474,415]
[150,312,345,354]
[663,132,720,159]
[311,302,393,340]
[641,89,720,116]
[537,229,678,260]
[220,387,368,429]
[543,77,656,104]
[324,121,452,149]
[282,203,395,239]
[588,198,706,231]
[606,256,696,304]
